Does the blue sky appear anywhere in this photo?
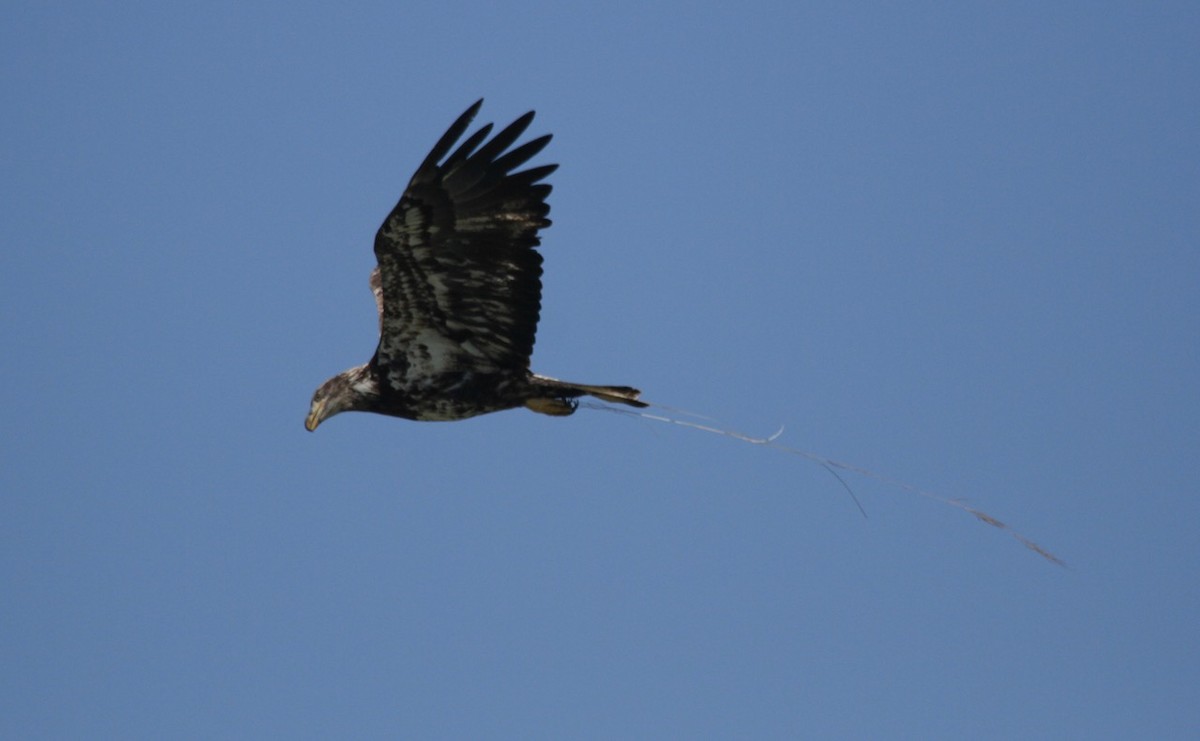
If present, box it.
[3,1,1198,737]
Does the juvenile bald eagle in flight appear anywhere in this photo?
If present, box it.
[305,100,646,431]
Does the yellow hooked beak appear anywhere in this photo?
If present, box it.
[305,403,323,432]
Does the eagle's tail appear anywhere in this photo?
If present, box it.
[527,375,648,416]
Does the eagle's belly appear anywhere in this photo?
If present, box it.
[401,371,532,421]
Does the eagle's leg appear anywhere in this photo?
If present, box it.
[524,397,579,416]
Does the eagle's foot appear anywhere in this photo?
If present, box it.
[525,397,578,417]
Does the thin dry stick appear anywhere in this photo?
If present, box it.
[581,401,1065,566]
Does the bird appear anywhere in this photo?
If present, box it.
[305,100,647,431]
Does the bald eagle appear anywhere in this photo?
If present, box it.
[305,100,646,431]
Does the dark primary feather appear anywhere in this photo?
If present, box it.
[371,100,556,393]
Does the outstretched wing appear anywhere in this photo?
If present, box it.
[371,100,556,391]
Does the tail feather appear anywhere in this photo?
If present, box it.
[565,382,648,408]
[530,374,648,411]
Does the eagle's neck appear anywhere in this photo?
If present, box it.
[343,364,381,408]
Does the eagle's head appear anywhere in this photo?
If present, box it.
[305,364,379,431]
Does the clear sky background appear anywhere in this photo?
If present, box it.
[3,2,1198,738]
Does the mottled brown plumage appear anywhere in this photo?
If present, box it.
[306,100,646,431]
